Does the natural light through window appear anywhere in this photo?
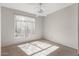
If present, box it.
[18,41,59,56]
[14,15,35,38]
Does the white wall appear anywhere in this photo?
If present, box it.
[78,3,79,54]
[44,4,78,49]
[1,7,43,47]
[0,5,1,55]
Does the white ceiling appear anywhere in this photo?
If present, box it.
[0,3,74,15]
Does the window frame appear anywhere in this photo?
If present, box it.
[14,14,36,39]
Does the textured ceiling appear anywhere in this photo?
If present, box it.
[0,3,74,15]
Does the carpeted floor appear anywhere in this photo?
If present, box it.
[1,39,77,56]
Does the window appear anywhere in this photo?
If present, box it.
[14,15,35,38]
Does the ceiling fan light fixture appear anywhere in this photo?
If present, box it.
[36,3,47,17]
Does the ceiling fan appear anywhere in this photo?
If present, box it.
[36,3,47,17]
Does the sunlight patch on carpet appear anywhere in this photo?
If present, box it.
[31,41,52,49]
[32,46,59,56]
[18,43,42,55]
[18,41,59,56]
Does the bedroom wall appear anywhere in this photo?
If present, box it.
[0,5,1,55]
[1,7,43,47]
[44,4,78,49]
[78,3,79,54]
